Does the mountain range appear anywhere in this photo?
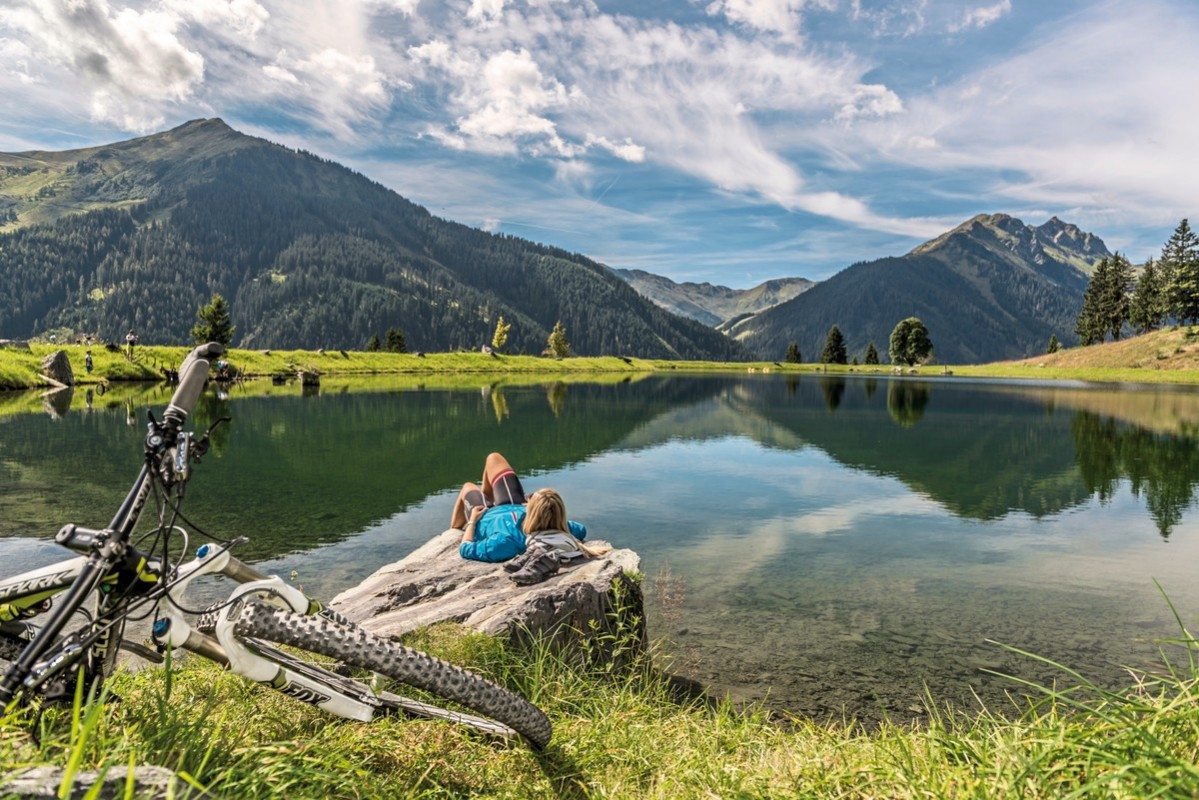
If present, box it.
[0,119,1110,364]
[0,119,746,360]
[729,214,1108,363]
[611,269,813,327]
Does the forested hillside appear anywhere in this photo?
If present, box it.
[0,119,748,360]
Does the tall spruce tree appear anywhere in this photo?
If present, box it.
[1163,219,1199,324]
[385,326,406,353]
[1046,334,1061,354]
[1076,257,1111,345]
[820,325,848,364]
[191,293,235,346]
[1129,257,1167,334]
[1100,253,1134,340]
[784,342,802,363]
[864,341,879,365]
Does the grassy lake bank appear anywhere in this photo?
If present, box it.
[3,621,1197,799]
[5,327,1199,391]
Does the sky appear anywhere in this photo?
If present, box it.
[0,0,1196,287]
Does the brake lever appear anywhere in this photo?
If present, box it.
[193,416,231,460]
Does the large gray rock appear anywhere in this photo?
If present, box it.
[40,350,74,387]
[332,529,643,653]
[1,765,216,799]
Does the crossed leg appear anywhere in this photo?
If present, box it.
[450,453,522,529]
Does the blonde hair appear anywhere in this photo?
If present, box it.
[522,489,567,536]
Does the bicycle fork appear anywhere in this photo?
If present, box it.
[152,544,379,721]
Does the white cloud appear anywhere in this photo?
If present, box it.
[704,0,836,38]
[467,0,506,24]
[849,0,927,37]
[860,2,1199,227]
[412,44,580,157]
[585,134,646,163]
[165,0,269,38]
[948,0,1011,33]
[1,0,204,130]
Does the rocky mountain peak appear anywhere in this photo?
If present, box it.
[912,212,1109,270]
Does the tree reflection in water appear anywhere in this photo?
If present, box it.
[1071,411,1199,539]
[886,381,930,428]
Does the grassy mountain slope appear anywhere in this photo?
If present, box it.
[732,214,1107,364]
[0,119,748,360]
[612,268,813,326]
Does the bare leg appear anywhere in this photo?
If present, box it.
[451,482,481,529]
[481,452,515,503]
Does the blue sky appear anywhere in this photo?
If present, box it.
[1,0,1195,287]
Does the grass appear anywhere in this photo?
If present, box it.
[4,609,1199,799]
[5,327,1199,393]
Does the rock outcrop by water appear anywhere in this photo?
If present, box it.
[332,529,643,652]
[40,350,74,387]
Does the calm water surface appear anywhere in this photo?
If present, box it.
[3,373,1199,724]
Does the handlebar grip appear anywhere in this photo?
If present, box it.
[163,342,224,427]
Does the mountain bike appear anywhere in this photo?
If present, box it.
[0,343,551,749]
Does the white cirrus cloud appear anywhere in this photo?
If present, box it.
[1,0,203,130]
[858,1,1199,230]
[400,6,929,234]
[849,0,927,37]
[948,0,1011,33]
[703,0,836,38]
[164,0,270,38]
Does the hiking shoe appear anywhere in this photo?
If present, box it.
[509,549,561,586]
[503,544,542,573]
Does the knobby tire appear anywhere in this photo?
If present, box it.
[232,603,552,749]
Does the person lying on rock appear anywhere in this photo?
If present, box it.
[451,452,587,565]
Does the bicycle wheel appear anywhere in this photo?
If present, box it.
[243,637,521,739]
[231,603,552,749]
[0,627,78,701]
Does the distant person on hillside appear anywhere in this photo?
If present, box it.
[125,329,138,358]
[84,350,93,375]
[451,452,592,582]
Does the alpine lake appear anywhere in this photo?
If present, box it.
[4,370,1199,727]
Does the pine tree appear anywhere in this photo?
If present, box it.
[864,342,879,365]
[545,320,570,359]
[1046,334,1061,354]
[491,315,511,352]
[1129,258,1166,334]
[1076,257,1110,345]
[366,333,381,352]
[1163,219,1199,324]
[784,342,802,363]
[1100,253,1134,340]
[385,326,406,353]
[820,325,848,365]
[191,293,235,346]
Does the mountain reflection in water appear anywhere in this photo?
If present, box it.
[2,373,1199,724]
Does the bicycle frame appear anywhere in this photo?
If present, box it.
[153,543,382,721]
[1,342,224,705]
[1,535,389,721]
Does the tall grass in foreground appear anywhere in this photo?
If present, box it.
[2,615,1198,799]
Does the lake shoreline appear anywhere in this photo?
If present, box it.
[4,329,1199,392]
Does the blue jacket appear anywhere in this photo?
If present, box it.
[458,503,588,563]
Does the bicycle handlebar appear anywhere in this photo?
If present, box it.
[163,342,224,428]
